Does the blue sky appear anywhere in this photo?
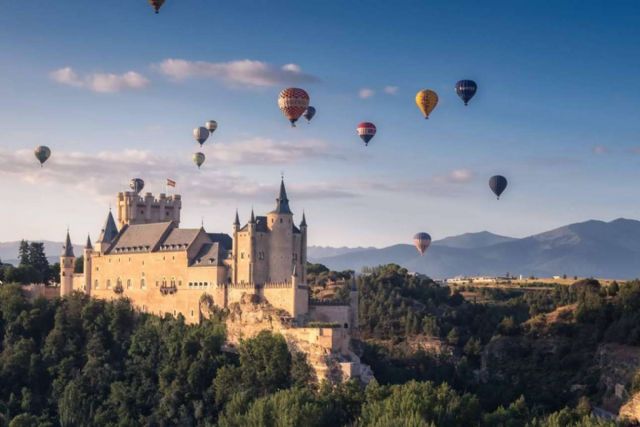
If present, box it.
[0,0,639,247]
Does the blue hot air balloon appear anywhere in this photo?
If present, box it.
[455,80,477,106]
[489,175,508,199]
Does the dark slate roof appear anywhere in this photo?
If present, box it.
[234,210,240,226]
[108,222,173,254]
[97,211,118,243]
[269,179,293,215]
[159,228,200,251]
[207,233,233,250]
[300,212,307,227]
[240,216,269,233]
[61,231,75,257]
[85,234,93,250]
[191,242,226,267]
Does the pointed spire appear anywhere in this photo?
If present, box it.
[62,230,75,257]
[270,178,293,215]
[85,234,93,250]
[234,209,240,226]
[300,211,307,227]
[250,207,256,224]
[97,210,118,243]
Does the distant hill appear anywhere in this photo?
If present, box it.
[307,246,376,260]
[311,219,640,280]
[0,240,83,266]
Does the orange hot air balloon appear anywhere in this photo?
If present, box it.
[415,89,439,119]
[149,0,165,14]
[278,88,310,127]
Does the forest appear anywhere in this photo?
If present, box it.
[0,262,639,426]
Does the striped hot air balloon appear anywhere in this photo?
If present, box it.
[193,127,209,146]
[278,88,310,127]
[356,122,376,146]
[205,120,218,134]
[415,89,439,119]
[413,232,432,256]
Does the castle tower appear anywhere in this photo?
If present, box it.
[83,234,93,295]
[248,208,256,284]
[300,212,307,283]
[266,179,294,283]
[60,230,75,297]
[117,191,181,228]
[96,210,118,253]
[232,210,240,284]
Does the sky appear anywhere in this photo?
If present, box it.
[0,0,639,248]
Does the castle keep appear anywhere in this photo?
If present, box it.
[60,180,369,382]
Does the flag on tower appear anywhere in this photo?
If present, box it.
[167,179,176,188]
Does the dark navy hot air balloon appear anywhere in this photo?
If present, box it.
[303,106,316,123]
[130,178,145,194]
[489,175,508,199]
[455,80,477,106]
[34,146,51,167]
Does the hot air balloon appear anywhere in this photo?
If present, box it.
[413,232,432,256]
[148,0,165,13]
[130,178,145,194]
[489,175,508,199]
[356,122,376,146]
[34,146,51,167]
[278,88,310,127]
[205,120,218,135]
[303,106,316,123]
[415,89,439,119]
[455,80,477,106]
[193,152,205,169]
[193,127,209,146]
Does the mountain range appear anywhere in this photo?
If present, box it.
[3,219,639,279]
[309,218,640,279]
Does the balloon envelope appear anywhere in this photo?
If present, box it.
[278,88,310,127]
[489,175,508,199]
[34,146,51,166]
[455,80,477,106]
[413,232,432,255]
[303,106,316,122]
[148,0,165,13]
[129,178,145,194]
[205,120,218,134]
[357,122,376,146]
[193,127,209,146]
[415,89,439,119]
[193,152,205,169]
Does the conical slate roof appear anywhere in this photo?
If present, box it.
[61,230,75,257]
[97,211,118,243]
[85,234,93,249]
[269,179,292,215]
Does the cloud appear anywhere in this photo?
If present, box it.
[0,138,346,204]
[358,88,375,99]
[383,86,398,95]
[592,145,609,155]
[156,59,319,88]
[50,67,149,93]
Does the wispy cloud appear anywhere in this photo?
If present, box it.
[50,67,149,93]
[358,88,375,99]
[155,59,319,88]
[383,86,398,95]
[592,145,609,155]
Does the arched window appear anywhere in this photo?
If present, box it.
[141,278,146,289]
[94,279,99,289]
[106,279,111,289]
[127,279,131,289]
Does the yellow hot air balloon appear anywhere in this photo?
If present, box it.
[415,89,439,119]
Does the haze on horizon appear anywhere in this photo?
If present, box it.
[0,1,639,248]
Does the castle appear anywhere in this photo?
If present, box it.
[60,179,370,382]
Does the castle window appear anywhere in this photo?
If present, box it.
[127,279,131,289]
[178,280,182,286]
[106,280,111,289]
[94,280,99,289]
[280,218,283,223]
[241,252,244,259]
[191,310,194,317]
[141,278,146,289]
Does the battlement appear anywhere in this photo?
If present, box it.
[116,191,181,228]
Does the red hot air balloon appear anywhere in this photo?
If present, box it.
[148,0,165,14]
[413,232,432,256]
[278,88,310,127]
[356,122,377,146]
